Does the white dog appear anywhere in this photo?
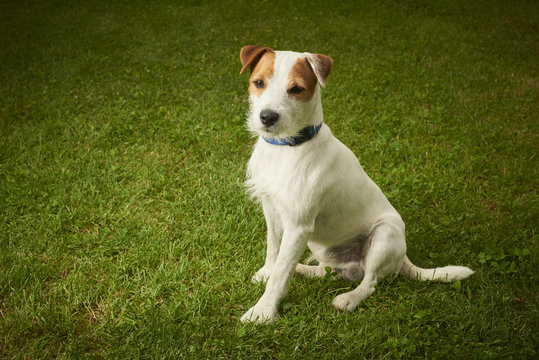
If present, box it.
[239,46,474,324]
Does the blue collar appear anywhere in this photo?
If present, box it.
[263,123,323,146]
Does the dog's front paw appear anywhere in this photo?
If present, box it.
[251,266,272,283]
[332,292,361,312]
[240,303,277,324]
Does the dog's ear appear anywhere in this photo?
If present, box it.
[240,46,274,75]
[306,54,333,88]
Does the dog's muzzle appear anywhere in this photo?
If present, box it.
[260,109,280,127]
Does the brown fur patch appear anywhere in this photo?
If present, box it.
[240,46,273,74]
[288,58,318,102]
[308,54,333,88]
[248,51,276,98]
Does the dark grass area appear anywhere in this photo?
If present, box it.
[1,0,537,358]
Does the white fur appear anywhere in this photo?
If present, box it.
[247,51,324,140]
[240,50,473,324]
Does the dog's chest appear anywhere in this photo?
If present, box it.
[246,141,321,203]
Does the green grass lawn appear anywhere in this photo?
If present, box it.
[1,0,537,358]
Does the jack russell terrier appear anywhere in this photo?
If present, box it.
[239,46,474,324]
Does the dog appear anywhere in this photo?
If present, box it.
[239,46,474,324]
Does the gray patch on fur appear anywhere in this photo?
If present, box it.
[325,234,368,263]
[336,263,364,282]
[325,223,382,281]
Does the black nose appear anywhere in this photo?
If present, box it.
[260,109,279,127]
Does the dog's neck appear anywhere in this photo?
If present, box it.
[263,123,323,146]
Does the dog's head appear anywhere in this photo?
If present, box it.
[240,46,333,139]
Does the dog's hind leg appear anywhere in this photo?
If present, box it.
[296,263,328,278]
[296,262,364,282]
[332,218,406,312]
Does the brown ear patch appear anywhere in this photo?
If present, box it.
[248,51,276,97]
[287,57,318,102]
[306,54,333,88]
[240,46,274,74]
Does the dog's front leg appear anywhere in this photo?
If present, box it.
[241,227,308,324]
[252,201,283,283]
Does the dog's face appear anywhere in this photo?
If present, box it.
[240,46,333,139]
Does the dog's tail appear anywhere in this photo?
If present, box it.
[399,256,474,282]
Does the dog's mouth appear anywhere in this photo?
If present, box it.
[262,124,276,133]
[257,125,289,141]
[256,117,280,134]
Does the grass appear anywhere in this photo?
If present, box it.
[0,0,537,358]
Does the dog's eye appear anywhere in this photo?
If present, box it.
[253,80,265,88]
[288,86,305,94]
